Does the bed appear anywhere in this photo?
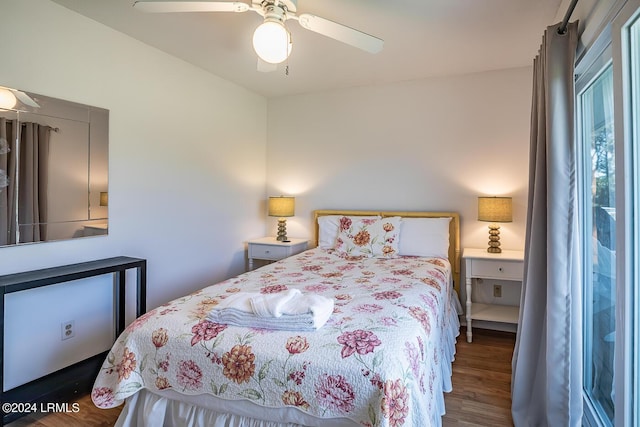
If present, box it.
[92,210,461,427]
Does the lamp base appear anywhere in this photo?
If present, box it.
[486,223,502,253]
[276,218,288,242]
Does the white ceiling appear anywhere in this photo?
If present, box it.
[50,0,564,98]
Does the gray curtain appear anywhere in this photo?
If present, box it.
[0,117,18,245]
[511,21,582,426]
[0,119,50,245]
[18,122,50,243]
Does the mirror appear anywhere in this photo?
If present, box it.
[0,85,108,246]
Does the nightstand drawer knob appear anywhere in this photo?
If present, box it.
[498,267,504,272]
[265,250,270,253]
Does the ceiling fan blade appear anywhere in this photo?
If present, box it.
[133,1,250,13]
[297,14,383,54]
[12,90,40,108]
[257,58,278,73]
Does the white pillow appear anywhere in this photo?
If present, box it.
[317,215,380,249]
[398,217,451,258]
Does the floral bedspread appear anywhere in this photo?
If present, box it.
[92,248,459,427]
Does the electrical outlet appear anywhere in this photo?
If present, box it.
[493,285,502,298]
[61,320,75,340]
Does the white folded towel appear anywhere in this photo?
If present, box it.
[250,289,302,317]
[206,289,334,331]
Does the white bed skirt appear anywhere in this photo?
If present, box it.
[114,388,359,427]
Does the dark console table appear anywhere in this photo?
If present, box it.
[0,256,147,425]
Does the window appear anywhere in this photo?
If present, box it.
[578,1,640,426]
[578,61,616,425]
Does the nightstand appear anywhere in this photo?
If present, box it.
[247,237,308,270]
[463,248,524,343]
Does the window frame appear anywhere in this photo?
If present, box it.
[611,2,640,426]
[576,1,640,425]
[575,38,615,427]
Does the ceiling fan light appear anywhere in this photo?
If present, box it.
[0,88,17,110]
[253,21,292,64]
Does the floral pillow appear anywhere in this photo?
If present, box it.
[335,216,401,258]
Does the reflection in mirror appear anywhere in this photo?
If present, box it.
[0,86,108,246]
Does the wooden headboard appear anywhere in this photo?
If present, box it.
[313,210,461,294]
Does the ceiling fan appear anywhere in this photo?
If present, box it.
[0,86,40,110]
[133,0,384,68]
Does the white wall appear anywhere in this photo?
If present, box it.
[1,0,266,389]
[266,67,532,252]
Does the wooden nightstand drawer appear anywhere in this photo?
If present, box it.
[249,244,288,260]
[470,259,523,280]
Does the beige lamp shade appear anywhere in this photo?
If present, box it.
[478,196,512,253]
[478,197,512,223]
[99,192,108,207]
[268,196,295,217]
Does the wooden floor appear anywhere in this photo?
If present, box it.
[5,394,121,427]
[442,328,516,426]
[7,328,515,427]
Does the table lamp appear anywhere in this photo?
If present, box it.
[478,196,512,253]
[268,196,295,242]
